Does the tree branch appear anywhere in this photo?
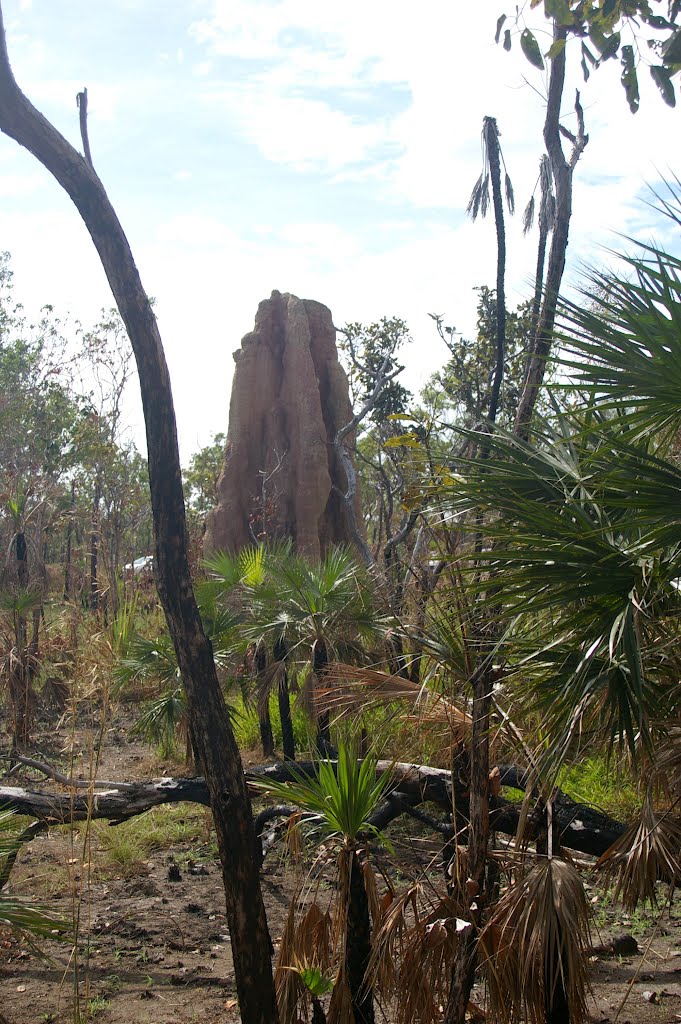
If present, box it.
[76,87,93,169]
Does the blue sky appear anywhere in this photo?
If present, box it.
[0,0,679,462]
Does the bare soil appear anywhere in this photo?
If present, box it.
[2,708,680,1024]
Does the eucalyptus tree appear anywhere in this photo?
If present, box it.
[0,11,278,1021]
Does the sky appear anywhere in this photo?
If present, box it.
[0,0,679,464]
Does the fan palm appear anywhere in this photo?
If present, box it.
[239,546,385,754]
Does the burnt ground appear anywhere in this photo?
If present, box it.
[1,709,680,1024]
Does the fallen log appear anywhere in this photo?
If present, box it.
[0,759,626,859]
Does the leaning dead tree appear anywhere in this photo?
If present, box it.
[0,10,277,1024]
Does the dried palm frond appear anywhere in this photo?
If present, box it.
[467,172,490,221]
[480,858,592,1024]
[321,663,469,740]
[650,721,681,800]
[505,172,515,215]
[522,195,536,235]
[596,790,681,909]
[276,898,335,1023]
[368,884,465,1024]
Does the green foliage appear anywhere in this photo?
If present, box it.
[0,811,68,943]
[558,756,641,821]
[253,741,392,845]
[114,632,180,694]
[131,687,187,756]
[437,185,681,766]
[232,691,313,751]
[182,432,226,514]
[425,286,531,427]
[498,1,680,110]
[299,965,334,997]
[339,317,412,423]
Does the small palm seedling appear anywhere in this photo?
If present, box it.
[254,741,393,1024]
[131,687,189,761]
[300,966,334,1024]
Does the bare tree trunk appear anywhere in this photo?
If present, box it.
[10,529,31,747]
[88,475,101,610]
[255,642,275,759]
[485,116,506,427]
[443,663,494,1024]
[274,636,295,761]
[346,849,375,1024]
[63,480,75,600]
[0,15,278,1022]
[514,23,588,438]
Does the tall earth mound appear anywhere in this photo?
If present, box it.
[204,291,361,560]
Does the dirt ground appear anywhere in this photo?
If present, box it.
[2,709,680,1024]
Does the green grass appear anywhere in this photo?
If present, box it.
[557,756,641,821]
[92,804,214,876]
[231,692,315,753]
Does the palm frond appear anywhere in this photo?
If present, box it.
[369,884,463,1024]
[505,172,515,215]
[321,663,469,740]
[556,242,681,437]
[0,812,69,945]
[480,858,592,1024]
[252,742,393,845]
[522,195,535,235]
[596,790,681,908]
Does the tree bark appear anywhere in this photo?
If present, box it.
[443,663,494,1024]
[346,849,375,1024]
[514,24,588,438]
[274,637,295,761]
[0,13,278,1023]
[255,643,275,759]
[485,117,506,427]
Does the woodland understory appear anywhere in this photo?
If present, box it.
[2,3,681,1024]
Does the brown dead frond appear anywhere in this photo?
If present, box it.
[368,883,465,1024]
[651,721,681,800]
[480,858,592,1024]
[321,663,469,740]
[596,790,681,909]
[276,898,335,1023]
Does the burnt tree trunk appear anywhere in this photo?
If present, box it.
[274,636,295,761]
[255,642,275,759]
[313,637,332,752]
[88,475,101,610]
[63,480,75,600]
[0,13,278,1023]
[485,116,506,427]
[10,530,31,747]
[346,849,375,1024]
[443,664,494,1024]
